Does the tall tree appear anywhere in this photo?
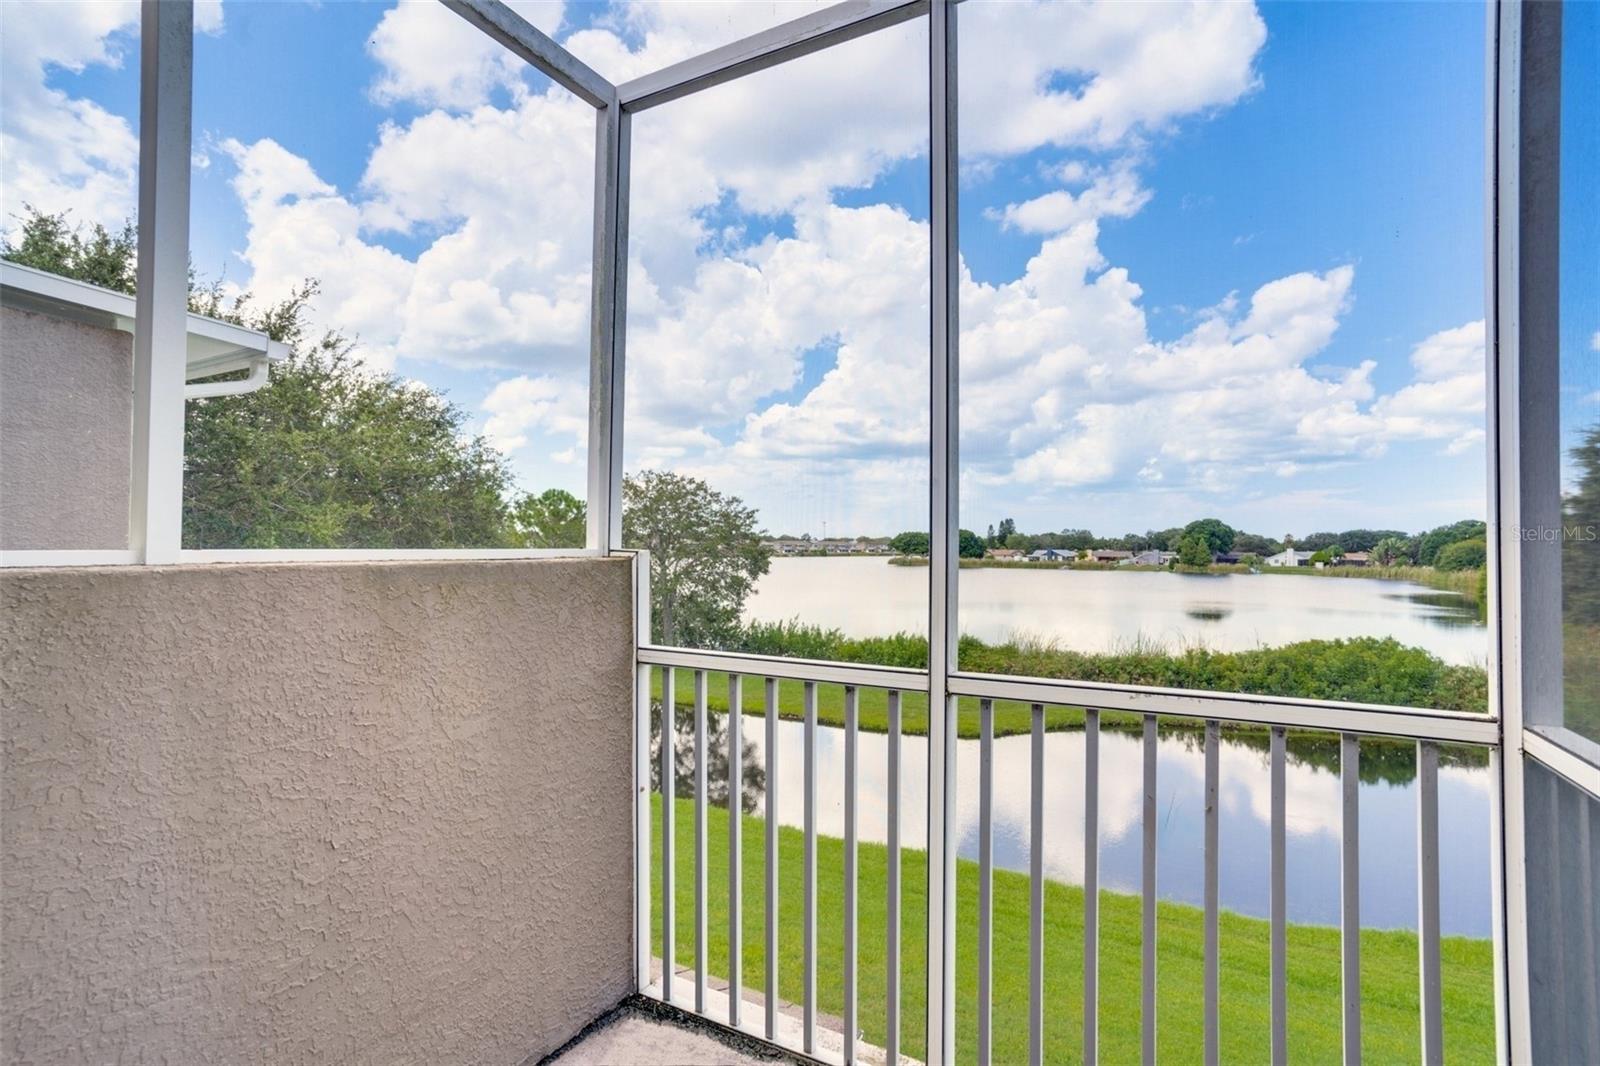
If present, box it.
[623,470,771,647]
[1177,532,1214,567]
[1182,517,1237,554]
[512,488,586,548]
[1417,519,1488,566]
[1566,425,1600,625]
[1371,536,1413,566]
[4,207,521,549]
[890,531,930,556]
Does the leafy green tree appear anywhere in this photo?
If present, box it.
[1176,532,1213,568]
[1566,425,1600,624]
[4,206,520,549]
[1310,545,1345,565]
[185,336,517,548]
[1232,532,1281,556]
[1371,536,1413,566]
[1435,538,1487,572]
[511,488,586,548]
[623,470,770,647]
[1148,527,1185,552]
[996,517,1016,542]
[890,531,930,556]
[959,529,987,559]
[1418,520,1488,566]
[2,207,136,291]
[1182,518,1236,554]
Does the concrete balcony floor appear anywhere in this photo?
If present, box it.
[546,998,805,1065]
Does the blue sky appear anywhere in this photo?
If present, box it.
[7,0,1592,541]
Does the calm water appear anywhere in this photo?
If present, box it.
[732,557,1492,936]
[708,715,1492,937]
[745,557,1486,665]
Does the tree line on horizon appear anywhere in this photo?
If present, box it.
[884,516,1491,570]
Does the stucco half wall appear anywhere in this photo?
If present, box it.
[1,557,636,1065]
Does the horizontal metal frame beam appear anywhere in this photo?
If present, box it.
[634,644,1499,745]
[442,0,614,109]
[617,0,928,113]
[179,548,606,563]
[0,550,142,568]
[1524,727,1600,799]
[636,645,925,689]
[950,671,1500,745]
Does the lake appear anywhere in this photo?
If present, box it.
[680,714,1493,937]
[745,557,1486,665]
[728,556,1493,937]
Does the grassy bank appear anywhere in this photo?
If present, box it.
[1261,564,1484,605]
[652,795,1495,1064]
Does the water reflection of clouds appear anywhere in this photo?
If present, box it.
[739,716,1492,936]
[746,559,1487,665]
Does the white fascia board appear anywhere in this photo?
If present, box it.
[0,259,288,382]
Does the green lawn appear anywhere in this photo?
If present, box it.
[652,795,1496,1065]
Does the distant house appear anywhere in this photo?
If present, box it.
[1121,549,1176,566]
[986,548,1024,561]
[1089,549,1133,563]
[1027,548,1070,562]
[1341,551,1371,567]
[1213,551,1249,565]
[1264,548,1314,568]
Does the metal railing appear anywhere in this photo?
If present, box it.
[632,640,1488,1066]
[639,651,918,1063]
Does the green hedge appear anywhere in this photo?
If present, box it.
[735,621,1488,712]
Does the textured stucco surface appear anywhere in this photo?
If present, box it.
[1,558,635,1065]
[0,305,132,550]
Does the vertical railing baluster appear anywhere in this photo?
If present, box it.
[1030,703,1045,1066]
[978,698,994,1066]
[728,675,743,1028]
[695,670,708,1014]
[1142,714,1158,1066]
[844,687,859,1064]
[887,690,903,1066]
[1270,727,1288,1066]
[803,680,818,1054]
[764,676,779,1041]
[636,663,652,991]
[1417,741,1443,1066]
[1204,719,1220,1066]
[1085,708,1100,1066]
[1341,733,1360,1065]
[662,667,676,1003]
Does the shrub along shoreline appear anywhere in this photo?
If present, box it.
[732,623,1488,714]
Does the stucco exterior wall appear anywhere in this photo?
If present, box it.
[0,304,132,551]
[1,557,636,1065]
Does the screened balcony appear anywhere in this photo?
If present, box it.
[1,1,1596,1065]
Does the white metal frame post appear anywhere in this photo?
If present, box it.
[1487,2,1532,1060]
[589,95,630,551]
[130,0,194,565]
[927,2,960,1062]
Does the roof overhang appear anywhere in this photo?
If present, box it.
[0,260,290,387]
